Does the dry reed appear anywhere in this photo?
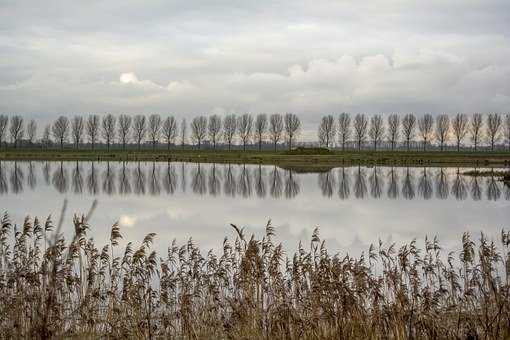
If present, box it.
[0,212,509,339]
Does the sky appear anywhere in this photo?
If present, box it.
[1,0,510,133]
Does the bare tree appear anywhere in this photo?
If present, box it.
[284,113,300,150]
[435,114,450,151]
[237,114,253,151]
[387,114,399,151]
[118,114,132,150]
[223,114,237,150]
[0,115,8,148]
[71,116,84,149]
[401,114,416,151]
[42,124,51,147]
[86,114,100,150]
[147,114,162,150]
[101,114,116,151]
[318,115,336,148]
[338,112,351,151]
[368,114,384,150]
[9,115,24,148]
[162,116,178,149]
[52,116,69,149]
[269,114,284,151]
[353,114,368,150]
[207,115,222,149]
[418,114,433,151]
[180,118,187,148]
[27,119,37,145]
[254,113,268,151]
[470,113,483,151]
[132,115,147,150]
[504,114,510,151]
[486,113,502,151]
[452,113,468,151]
[191,116,207,149]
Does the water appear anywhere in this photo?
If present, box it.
[0,160,508,256]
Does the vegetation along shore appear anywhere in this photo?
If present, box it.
[0,212,509,339]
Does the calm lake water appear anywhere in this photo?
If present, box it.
[0,160,509,255]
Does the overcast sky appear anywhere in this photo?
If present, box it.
[1,0,510,130]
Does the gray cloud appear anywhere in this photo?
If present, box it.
[1,1,510,130]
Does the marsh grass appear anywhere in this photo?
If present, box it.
[0,211,509,339]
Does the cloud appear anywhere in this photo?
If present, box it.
[1,1,510,133]
[120,72,139,84]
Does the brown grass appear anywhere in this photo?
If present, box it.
[0,210,509,339]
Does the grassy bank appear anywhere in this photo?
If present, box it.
[1,147,510,169]
[0,212,509,339]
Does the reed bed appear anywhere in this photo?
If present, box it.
[0,211,509,339]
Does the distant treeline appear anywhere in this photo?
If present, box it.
[0,112,509,151]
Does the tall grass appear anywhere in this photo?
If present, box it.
[0,212,509,339]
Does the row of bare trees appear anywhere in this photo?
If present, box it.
[1,112,509,151]
[0,113,302,151]
[318,112,510,151]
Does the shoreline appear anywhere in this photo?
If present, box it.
[1,148,510,170]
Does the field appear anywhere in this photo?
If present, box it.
[1,147,510,170]
[0,210,509,339]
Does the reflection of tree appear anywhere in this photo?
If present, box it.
[118,162,131,195]
[87,162,99,195]
[52,162,68,194]
[192,163,206,195]
[319,171,336,197]
[43,162,51,185]
[505,183,510,201]
[470,175,482,201]
[435,168,449,199]
[163,162,177,195]
[102,162,116,195]
[237,165,252,198]
[224,164,237,197]
[451,169,467,200]
[254,165,266,198]
[387,168,399,199]
[417,168,432,200]
[369,167,383,199]
[133,162,146,195]
[27,162,36,190]
[401,167,415,200]
[284,170,299,198]
[180,162,187,193]
[148,162,161,196]
[486,175,501,201]
[354,166,367,199]
[11,162,25,194]
[72,162,84,194]
[337,167,350,200]
[0,162,7,194]
[270,166,283,198]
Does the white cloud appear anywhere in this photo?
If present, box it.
[120,72,139,84]
[1,1,510,132]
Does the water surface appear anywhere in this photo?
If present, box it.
[1,160,508,255]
